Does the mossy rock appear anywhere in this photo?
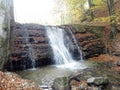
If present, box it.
[52,77,70,90]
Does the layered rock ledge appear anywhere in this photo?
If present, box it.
[6,24,105,71]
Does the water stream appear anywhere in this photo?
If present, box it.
[17,26,87,89]
[22,25,36,69]
[46,26,83,65]
[69,28,83,60]
[17,61,88,88]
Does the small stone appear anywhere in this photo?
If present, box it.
[87,77,109,86]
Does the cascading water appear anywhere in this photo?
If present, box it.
[22,25,36,69]
[46,26,84,66]
[17,26,87,89]
[46,26,74,64]
[68,28,83,60]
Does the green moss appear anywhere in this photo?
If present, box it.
[71,24,104,38]
[89,26,104,37]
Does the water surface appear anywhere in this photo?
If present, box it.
[17,61,90,87]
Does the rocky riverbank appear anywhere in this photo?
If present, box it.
[13,54,120,90]
[52,54,120,90]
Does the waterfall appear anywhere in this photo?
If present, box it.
[69,28,83,60]
[22,25,36,69]
[46,26,81,65]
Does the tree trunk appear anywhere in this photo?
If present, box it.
[88,0,94,20]
[107,0,117,39]
[106,0,117,55]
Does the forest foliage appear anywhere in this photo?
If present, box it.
[54,0,120,25]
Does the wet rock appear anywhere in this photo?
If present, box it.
[7,24,105,71]
[0,71,42,90]
[6,24,53,71]
[61,25,105,59]
[52,77,70,90]
[87,77,109,86]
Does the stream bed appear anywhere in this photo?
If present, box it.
[16,60,120,89]
[16,61,90,86]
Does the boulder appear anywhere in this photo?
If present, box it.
[87,77,109,86]
[52,77,70,90]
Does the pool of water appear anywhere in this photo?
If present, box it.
[16,60,120,90]
[16,61,93,87]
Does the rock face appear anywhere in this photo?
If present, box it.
[75,31,104,58]
[6,24,53,71]
[6,24,105,71]
[0,71,42,90]
[61,25,105,59]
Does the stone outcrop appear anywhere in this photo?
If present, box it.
[0,71,42,90]
[76,32,105,58]
[61,25,105,59]
[6,24,105,71]
[6,24,53,71]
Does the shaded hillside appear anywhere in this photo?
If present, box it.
[93,0,120,18]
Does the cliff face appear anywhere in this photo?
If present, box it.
[61,26,105,59]
[0,0,14,70]
[6,24,53,71]
[6,24,105,71]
